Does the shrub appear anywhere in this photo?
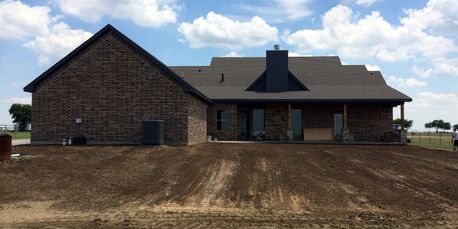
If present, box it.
[381,132,400,142]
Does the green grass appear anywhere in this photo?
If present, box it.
[1,132,31,140]
[409,141,454,151]
[408,132,454,151]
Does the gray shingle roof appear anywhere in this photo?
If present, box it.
[169,56,411,103]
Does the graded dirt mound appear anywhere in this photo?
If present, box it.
[1,143,458,228]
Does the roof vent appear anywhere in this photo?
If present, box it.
[274,44,280,50]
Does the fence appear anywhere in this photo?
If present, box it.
[0,124,15,132]
[408,132,454,151]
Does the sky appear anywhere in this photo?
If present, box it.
[0,0,457,131]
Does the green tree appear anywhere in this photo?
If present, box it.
[425,122,433,131]
[393,118,413,130]
[8,104,31,131]
[454,124,458,130]
[427,119,452,132]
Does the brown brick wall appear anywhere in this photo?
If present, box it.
[31,31,204,145]
[300,104,341,128]
[187,94,208,144]
[207,103,238,140]
[348,105,393,142]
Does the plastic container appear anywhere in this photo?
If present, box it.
[0,134,12,161]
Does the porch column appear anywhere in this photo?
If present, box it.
[342,103,351,142]
[287,104,293,141]
[400,103,405,130]
[343,104,348,129]
[400,103,407,144]
[288,104,292,129]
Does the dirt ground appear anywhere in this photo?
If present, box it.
[1,143,458,228]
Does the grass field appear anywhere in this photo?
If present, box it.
[1,132,31,140]
[408,132,454,151]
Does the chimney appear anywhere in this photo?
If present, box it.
[266,45,288,91]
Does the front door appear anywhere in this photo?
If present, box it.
[333,113,343,141]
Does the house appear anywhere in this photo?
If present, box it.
[24,25,412,145]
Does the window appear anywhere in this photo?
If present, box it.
[292,109,302,139]
[252,109,264,132]
[217,110,228,131]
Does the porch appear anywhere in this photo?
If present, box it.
[207,102,406,143]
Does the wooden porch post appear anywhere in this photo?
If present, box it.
[343,104,348,129]
[288,104,292,129]
[400,103,405,130]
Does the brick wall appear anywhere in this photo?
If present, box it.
[187,94,208,144]
[31,31,205,145]
[207,103,238,140]
[300,104,341,128]
[348,104,393,142]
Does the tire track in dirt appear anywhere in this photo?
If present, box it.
[193,160,236,207]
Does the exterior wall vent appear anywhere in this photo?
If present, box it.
[142,120,165,145]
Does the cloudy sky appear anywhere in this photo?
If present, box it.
[0,0,457,130]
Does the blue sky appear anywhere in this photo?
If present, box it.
[0,0,457,130]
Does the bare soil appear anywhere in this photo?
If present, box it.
[1,143,458,228]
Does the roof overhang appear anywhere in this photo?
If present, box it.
[211,98,412,105]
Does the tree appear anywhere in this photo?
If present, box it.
[393,118,413,130]
[454,124,458,130]
[426,119,452,132]
[8,104,31,131]
[425,122,433,131]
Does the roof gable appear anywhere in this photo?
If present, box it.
[246,71,309,92]
[23,24,211,103]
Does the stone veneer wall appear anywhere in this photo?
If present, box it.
[264,104,289,140]
[31,31,207,145]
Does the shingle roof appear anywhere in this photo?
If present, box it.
[169,57,412,103]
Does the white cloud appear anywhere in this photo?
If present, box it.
[283,4,458,62]
[222,51,244,57]
[24,23,92,66]
[387,75,427,89]
[0,0,51,39]
[365,64,381,71]
[239,0,312,22]
[55,0,179,27]
[394,91,458,130]
[0,1,93,66]
[3,96,31,104]
[412,58,458,78]
[401,0,458,37]
[178,12,278,50]
[409,92,458,128]
[288,51,304,57]
[354,0,379,6]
